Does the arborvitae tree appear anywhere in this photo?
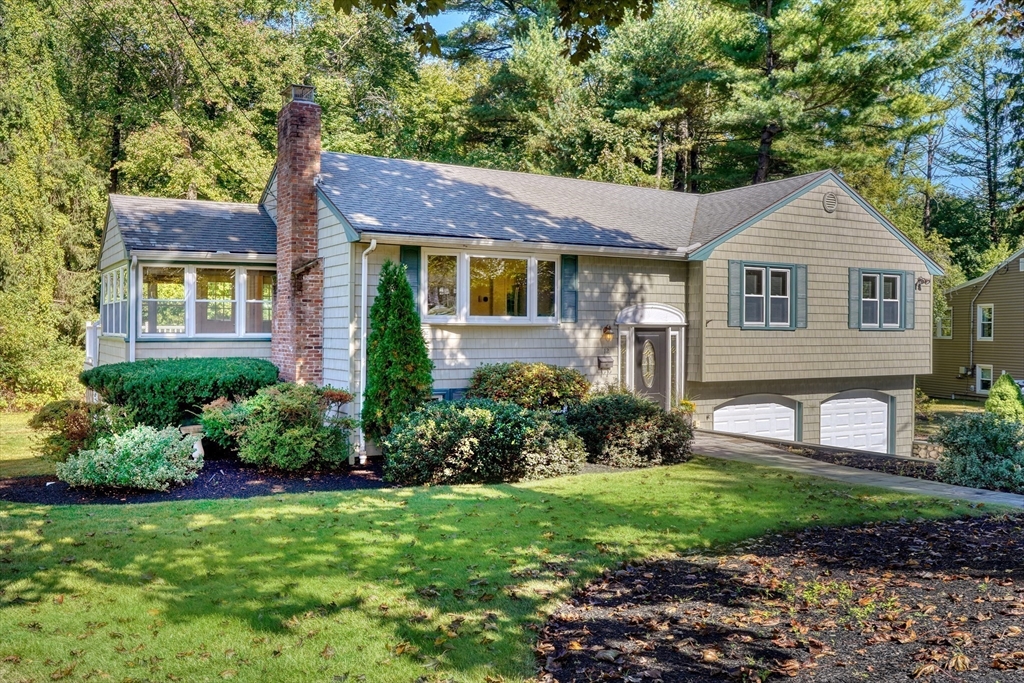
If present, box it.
[362,260,434,444]
[985,372,1024,421]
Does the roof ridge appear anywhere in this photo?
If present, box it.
[110,194,262,209]
[320,151,702,201]
[698,170,833,198]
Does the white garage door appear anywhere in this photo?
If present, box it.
[820,396,889,453]
[714,401,796,440]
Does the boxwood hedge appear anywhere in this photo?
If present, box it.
[80,357,278,428]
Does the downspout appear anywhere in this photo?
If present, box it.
[968,265,1004,370]
[357,239,378,464]
[129,255,138,362]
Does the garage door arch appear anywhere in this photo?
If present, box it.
[713,394,802,441]
[819,390,894,454]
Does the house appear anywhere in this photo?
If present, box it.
[918,248,1024,400]
[89,85,942,457]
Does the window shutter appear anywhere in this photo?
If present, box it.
[904,271,915,329]
[399,246,421,298]
[560,255,578,323]
[728,261,742,327]
[848,268,861,329]
[795,264,808,328]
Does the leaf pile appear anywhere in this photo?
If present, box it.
[538,514,1024,682]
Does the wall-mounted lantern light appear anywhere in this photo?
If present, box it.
[602,325,614,341]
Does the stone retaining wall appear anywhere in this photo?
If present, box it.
[913,440,943,460]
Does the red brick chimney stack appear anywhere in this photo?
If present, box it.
[271,84,323,384]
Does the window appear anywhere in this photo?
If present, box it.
[743,265,790,327]
[861,272,901,329]
[140,265,273,337]
[195,268,236,334]
[977,364,993,394]
[245,270,275,334]
[978,304,994,341]
[422,251,558,323]
[141,267,186,335]
[935,309,952,339]
[100,265,129,336]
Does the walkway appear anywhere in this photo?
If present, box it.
[694,431,1024,509]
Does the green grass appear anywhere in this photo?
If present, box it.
[0,412,52,478]
[916,398,985,439]
[0,458,971,682]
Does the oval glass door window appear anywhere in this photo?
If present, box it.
[641,339,656,388]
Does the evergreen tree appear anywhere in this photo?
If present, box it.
[985,372,1024,421]
[362,260,434,444]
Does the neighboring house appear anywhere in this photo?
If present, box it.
[89,85,942,457]
[918,249,1024,400]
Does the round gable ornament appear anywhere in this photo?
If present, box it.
[822,191,838,213]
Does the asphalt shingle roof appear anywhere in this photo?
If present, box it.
[109,194,277,255]
[316,153,830,252]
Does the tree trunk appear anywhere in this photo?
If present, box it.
[689,139,699,193]
[655,123,664,183]
[752,123,781,184]
[672,119,688,192]
[923,131,936,235]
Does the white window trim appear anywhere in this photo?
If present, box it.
[100,264,129,337]
[138,264,275,340]
[742,266,766,326]
[977,304,994,341]
[881,274,901,329]
[935,309,952,339]
[977,364,994,394]
[421,249,559,325]
[768,267,791,327]
[861,273,880,328]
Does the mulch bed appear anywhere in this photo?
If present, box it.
[785,445,938,481]
[0,456,385,505]
[538,515,1024,682]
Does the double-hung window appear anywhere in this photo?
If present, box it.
[934,309,952,339]
[422,251,558,324]
[140,265,274,337]
[743,265,791,327]
[977,304,994,341]
[860,272,901,329]
[100,265,129,336]
[977,364,994,393]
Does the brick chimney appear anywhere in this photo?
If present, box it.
[272,84,323,384]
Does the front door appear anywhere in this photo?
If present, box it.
[634,328,667,407]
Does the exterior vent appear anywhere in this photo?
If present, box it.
[822,192,838,213]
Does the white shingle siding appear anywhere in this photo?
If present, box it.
[263,173,278,225]
[134,340,272,361]
[319,197,352,390]
[99,211,127,271]
[98,337,127,365]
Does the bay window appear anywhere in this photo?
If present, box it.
[423,251,558,323]
[139,264,274,338]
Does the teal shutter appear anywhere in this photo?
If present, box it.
[795,264,808,328]
[728,261,742,327]
[560,255,578,323]
[848,268,861,329]
[904,271,915,329]
[400,246,421,298]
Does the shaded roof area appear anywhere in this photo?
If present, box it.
[109,194,277,255]
[316,153,830,252]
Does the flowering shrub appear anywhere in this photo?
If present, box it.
[56,426,201,490]
[382,399,586,485]
[466,361,590,410]
[566,390,693,467]
[200,384,355,471]
[932,413,1024,493]
[29,399,134,462]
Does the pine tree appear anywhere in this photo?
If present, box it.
[985,372,1024,422]
[362,260,434,444]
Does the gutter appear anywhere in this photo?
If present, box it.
[129,249,276,263]
[355,232,697,260]
[357,239,378,464]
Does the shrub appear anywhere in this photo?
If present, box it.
[199,397,250,450]
[382,399,586,485]
[915,386,936,421]
[566,391,694,467]
[29,399,134,462]
[984,373,1024,421]
[466,362,590,409]
[56,426,201,491]
[80,357,279,427]
[932,412,1024,493]
[228,384,355,471]
[363,260,434,444]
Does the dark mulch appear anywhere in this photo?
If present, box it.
[785,445,938,481]
[538,515,1024,682]
[0,456,385,505]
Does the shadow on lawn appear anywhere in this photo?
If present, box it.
[0,464,960,679]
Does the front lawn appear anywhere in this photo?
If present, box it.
[0,458,969,682]
[915,398,984,440]
[0,412,51,478]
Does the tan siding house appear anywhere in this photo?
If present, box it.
[919,253,1024,399]
[90,86,941,458]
